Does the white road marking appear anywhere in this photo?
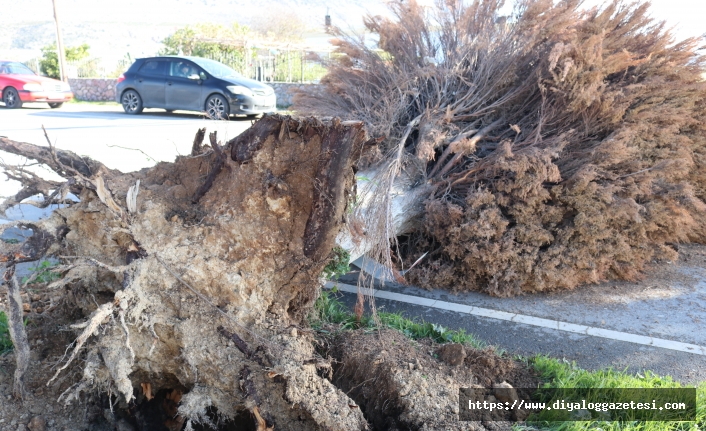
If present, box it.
[325,282,706,356]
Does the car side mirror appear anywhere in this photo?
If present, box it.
[188,74,201,80]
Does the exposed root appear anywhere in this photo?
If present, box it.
[1,115,372,429]
[47,301,114,386]
[191,131,227,204]
[118,307,135,362]
[126,179,140,214]
[4,265,30,399]
[191,127,207,156]
[59,255,131,274]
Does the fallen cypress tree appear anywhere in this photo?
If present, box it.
[296,0,706,296]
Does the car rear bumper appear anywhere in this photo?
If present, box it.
[19,90,73,103]
[115,83,125,103]
[226,93,276,115]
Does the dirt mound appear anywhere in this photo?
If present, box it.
[326,329,539,430]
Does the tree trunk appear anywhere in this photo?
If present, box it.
[337,168,429,268]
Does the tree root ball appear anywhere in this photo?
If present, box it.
[0,115,371,429]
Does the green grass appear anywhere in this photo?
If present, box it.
[321,247,351,281]
[311,290,486,349]
[312,292,705,430]
[523,356,705,430]
[0,312,12,355]
[21,260,61,285]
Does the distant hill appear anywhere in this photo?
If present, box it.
[2,0,390,62]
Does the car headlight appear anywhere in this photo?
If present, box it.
[23,83,44,92]
[227,86,253,97]
[60,82,71,91]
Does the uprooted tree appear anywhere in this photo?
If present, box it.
[296,0,706,296]
[2,0,706,427]
[0,120,533,430]
[0,117,374,429]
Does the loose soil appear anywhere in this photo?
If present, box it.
[325,328,538,431]
[0,297,538,431]
[4,242,706,430]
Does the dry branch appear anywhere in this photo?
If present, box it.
[0,136,100,178]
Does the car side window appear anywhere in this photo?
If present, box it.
[169,61,205,80]
[138,61,166,76]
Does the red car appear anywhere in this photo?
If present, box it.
[0,61,74,109]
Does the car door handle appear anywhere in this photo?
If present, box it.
[167,81,173,86]
[137,79,143,83]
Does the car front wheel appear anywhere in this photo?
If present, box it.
[2,87,23,109]
[121,90,143,114]
[205,94,229,120]
[48,102,63,109]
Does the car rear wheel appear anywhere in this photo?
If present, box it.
[48,102,63,109]
[2,87,22,109]
[121,90,143,114]
[205,94,229,120]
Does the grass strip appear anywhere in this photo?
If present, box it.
[311,290,486,349]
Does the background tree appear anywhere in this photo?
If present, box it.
[249,10,307,42]
[159,23,250,71]
[159,23,250,57]
[39,43,89,79]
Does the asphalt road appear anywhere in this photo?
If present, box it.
[336,265,706,384]
[0,101,255,199]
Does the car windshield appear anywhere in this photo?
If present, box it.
[189,58,243,79]
[0,62,36,75]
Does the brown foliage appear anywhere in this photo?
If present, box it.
[295,0,706,295]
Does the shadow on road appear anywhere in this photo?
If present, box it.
[1,103,260,122]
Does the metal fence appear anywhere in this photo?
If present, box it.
[65,58,132,79]
[22,58,42,75]
[22,49,330,82]
[22,57,131,79]
[200,49,330,83]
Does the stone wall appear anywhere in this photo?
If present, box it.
[67,78,319,106]
[68,78,118,102]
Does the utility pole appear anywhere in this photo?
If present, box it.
[51,0,68,82]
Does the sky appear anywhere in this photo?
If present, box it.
[1,0,704,64]
[4,0,704,38]
[581,0,705,41]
